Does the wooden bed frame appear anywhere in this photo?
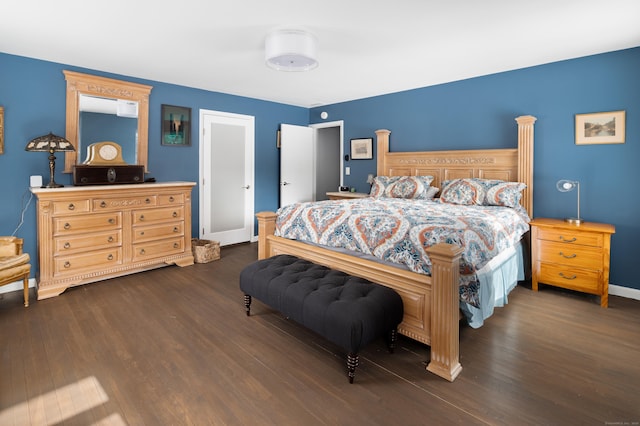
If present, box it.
[256,115,536,381]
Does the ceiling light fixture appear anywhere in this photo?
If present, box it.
[265,29,318,72]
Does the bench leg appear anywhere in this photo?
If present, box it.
[386,328,397,353]
[347,353,359,384]
[244,294,252,316]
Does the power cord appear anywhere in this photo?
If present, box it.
[12,189,34,236]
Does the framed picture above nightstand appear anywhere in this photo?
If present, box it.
[530,218,615,307]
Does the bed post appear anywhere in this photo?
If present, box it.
[256,211,277,260]
[376,129,391,175]
[516,115,536,218]
[425,243,464,382]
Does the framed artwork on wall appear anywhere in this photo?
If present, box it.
[350,138,373,160]
[161,104,191,146]
[575,110,625,145]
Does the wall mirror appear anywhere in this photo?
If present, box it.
[63,70,153,172]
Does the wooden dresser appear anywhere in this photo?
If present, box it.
[31,182,196,300]
[530,218,615,307]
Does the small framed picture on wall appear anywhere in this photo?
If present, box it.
[350,138,373,160]
[161,104,191,146]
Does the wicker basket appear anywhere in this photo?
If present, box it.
[191,239,220,263]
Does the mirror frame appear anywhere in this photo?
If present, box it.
[63,70,153,173]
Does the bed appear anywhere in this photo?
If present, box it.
[256,115,536,381]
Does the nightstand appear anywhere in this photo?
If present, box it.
[530,218,615,307]
[326,192,369,200]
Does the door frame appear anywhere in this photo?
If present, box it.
[310,120,344,186]
[198,109,255,245]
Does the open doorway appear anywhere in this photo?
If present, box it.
[311,121,343,201]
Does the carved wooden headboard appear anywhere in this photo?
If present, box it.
[375,115,536,217]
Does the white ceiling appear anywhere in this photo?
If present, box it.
[2,0,639,108]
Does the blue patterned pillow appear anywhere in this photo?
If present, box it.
[370,176,434,199]
[440,178,526,207]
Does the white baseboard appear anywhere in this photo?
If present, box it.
[0,278,36,294]
[609,284,640,301]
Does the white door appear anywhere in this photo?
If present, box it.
[200,110,254,246]
[280,124,315,207]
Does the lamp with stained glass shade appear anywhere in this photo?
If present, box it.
[25,132,75,188]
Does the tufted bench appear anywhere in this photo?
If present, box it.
[239,254,404,383]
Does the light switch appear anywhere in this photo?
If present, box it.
[345,167,350,175]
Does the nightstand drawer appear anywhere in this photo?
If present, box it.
[536,241,603,269]
[537,262,601,293]
[536,227,603,247]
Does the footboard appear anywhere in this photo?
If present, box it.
[256,211,463,381]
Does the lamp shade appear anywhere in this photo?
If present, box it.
[556,179,582,224]
[265,29,318,72]
[25,132,74,152]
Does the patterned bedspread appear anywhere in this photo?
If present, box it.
[275,197,530,308]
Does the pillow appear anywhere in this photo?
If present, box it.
[425,186,440,200]
[440,178,526,208]
[370,176,434,199]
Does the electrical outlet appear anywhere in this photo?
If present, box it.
[345,167,350,175]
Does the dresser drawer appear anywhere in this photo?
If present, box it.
[93,196,157,211]
[54,212,121,235]
[132,237,184,261]
[537,262,601,293]
[55,230,122,254]
[536,240,603,270]
[132,222,184,243]
[54,248,123,277]
[536,227,603,247]
[133,206,184,225]
[52,199,91,215]
[158,193,184,205]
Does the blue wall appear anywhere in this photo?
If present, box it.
[1,47,638,291]
[311,47,639,291]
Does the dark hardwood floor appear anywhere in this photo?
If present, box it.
[1,242,639,425]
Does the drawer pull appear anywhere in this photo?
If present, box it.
[64,261,71,269]
[108,236,114,243]
[68,203,75,210]
[108,218,116,224]
[169,196,175,202]
[173,227,179,233]
[173,243,179,248]
[559,236,577,243]
[64,242,71,249]
[100,201,107,208]
[140,231,145,236]
[559,252,577,259]
[140,249,145,255]
[139,215,145,221]
[559,272,577,280]
[172,211,178,218]
[64,223,71,230]
[145,198,151,203]
[107,254,114,261]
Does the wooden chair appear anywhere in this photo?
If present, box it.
[0,237,31,307]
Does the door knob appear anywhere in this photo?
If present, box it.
[281,181,290,186]
[242,185,251,189]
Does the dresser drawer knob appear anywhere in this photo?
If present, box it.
[140,231,145,236]
[172,211,178,218]
[145,198,151,203]
[169,196,175,202]
[64,261,71,269]
[559,252,577,259]
[107,254,114,261]
[559,236,577,243]
[64,242,71,249]
[100,201,107,208]
[140,249,145,255]
[108,218,116,224]
[173,227,179,233]
[108,236,114,243]
[68,203,75,210]
[173,243,179,248]
[139,215,145,221]
[64,223,71,230]
[559,272,577,280]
